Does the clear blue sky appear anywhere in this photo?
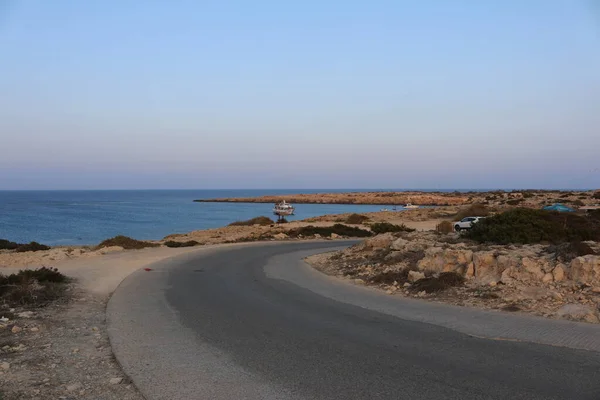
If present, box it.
[1,0,599,190]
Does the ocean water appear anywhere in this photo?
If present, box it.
[0,189,408,246]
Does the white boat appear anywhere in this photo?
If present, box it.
[404,203,420,209]
[273,200,295,216]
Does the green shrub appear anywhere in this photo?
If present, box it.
[96,235,159,250]
[345,213,370,224]
[0,239,20,250]
[164,240,200,248]
[370,222,415,234]
[594,192,600,200]
[286,224,371,238]
[454,204,490,221]
[522,192,535,199]
[436,220,454,234]
[14,242,51,253]
[228,216,274,226]
[465,208,600,244]
[506,199,523,206]
[1,239,51,252]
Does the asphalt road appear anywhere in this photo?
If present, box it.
[108,241,600,400]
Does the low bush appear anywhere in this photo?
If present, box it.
[14,242,51,253]
[572,200,585,207]
[0,267,70,306]
[506,199,523,206]
[96,235,160,250]
[594,192,600,200]
[286,224,371,238]
[409,272,465,293]
[436,220,454,234]
[228,216,274,226]
[0,239,51,252]
[370,222,415,234]
[345,213,370,224]
[164,240,200,248]
[465,208,600,244]
[0,239,20,250]
[454,204,490,221]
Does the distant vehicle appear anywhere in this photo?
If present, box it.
[454,216,485,231]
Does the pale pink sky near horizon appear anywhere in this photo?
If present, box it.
[1,1,599,190]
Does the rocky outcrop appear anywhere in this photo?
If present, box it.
[569,255,600,284]
[319,231,600,324]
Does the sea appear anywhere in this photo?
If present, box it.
[0,189,436,246]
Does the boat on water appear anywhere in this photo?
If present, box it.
[404,203,419,209]
[273,200,295,216]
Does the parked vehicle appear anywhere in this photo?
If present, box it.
[454,216,485,231]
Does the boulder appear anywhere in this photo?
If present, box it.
[569,255,600,284]
[390,238,409,251]
[521,257,545,281]
[473,251,503,285]
[416,248,472,274]
[360,233,395,251]
[552,264,566,282]
[408,270,425,283]
[273,233,288,240]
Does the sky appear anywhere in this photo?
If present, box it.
[0,0,599,190]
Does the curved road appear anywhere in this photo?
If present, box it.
[108,241,600,400]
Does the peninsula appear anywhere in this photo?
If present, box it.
[193,191,470,206]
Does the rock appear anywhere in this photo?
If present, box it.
[521,257,546,281]
[0,361,9,371]
[109,377,123,385]
[353,279,365,285]
[553,264,566,282]
[30,327,39,332]
[542,273,554,284]
[556,304,597,322]
[473,251,503,285]
[592,287,600,294]
[465,262,475,278]
[273,233,288,240]
[417,248,472,274]
[390,238,409,250]
[408,270,425,283]
[330,233,340,239]
[17,311,34,318]
[584,314,600,324]
[362,233,395,250]
[314,234,321,239]
[569,255,600,284]
[403,282,411,288]
[11,325,22,334]
[66,383,82,392]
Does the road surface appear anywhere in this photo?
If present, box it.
[108,241,600,400]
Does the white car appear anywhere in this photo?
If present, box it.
[454,216,485,231]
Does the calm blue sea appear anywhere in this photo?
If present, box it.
[0,189,421,246]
